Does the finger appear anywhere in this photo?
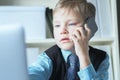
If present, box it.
[72,29,81,39]
[84,24,91,38]
[71,30,81,43]
[71,33,77,43]
[77,27,87,38]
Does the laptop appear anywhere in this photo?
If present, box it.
[0,24,29,80]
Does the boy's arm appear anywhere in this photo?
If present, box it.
[28,52,53,80]
[71,25,91,69]
[78,54,109,80]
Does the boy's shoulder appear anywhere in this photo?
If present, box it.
[45,45,107,55]
[89,46,107,54]
[45,45,61,60]
[89,46,107,70]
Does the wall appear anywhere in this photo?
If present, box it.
[117,0,120,51]
[0,0,59,8]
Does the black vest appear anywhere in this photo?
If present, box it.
[45,45,106,80]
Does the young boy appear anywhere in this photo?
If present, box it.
[28,0,109,80]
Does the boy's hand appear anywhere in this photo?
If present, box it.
[71,24,91,69]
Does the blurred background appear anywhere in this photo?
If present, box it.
[0,0,119,80]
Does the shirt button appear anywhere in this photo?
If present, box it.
[101,74,104,78]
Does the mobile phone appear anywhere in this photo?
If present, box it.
[83,16,98,39]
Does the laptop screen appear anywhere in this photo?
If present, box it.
[0,24,29,80]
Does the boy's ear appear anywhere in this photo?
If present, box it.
[84,16,98,39]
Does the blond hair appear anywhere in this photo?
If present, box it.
[53,0,96,21]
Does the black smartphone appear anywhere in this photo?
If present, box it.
[83,16,98,39]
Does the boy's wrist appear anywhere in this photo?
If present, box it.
[78,55,91,69]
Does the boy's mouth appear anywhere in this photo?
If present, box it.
[60,38,71,43]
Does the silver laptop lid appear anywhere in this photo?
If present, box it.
[0,24,29,80]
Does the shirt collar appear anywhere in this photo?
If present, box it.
[60,46,89,62]
[61,49,72,62]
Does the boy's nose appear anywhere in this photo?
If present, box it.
[60,27,69,34]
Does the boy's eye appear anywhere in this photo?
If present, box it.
[68,23,77,26]
[54,24,60,27]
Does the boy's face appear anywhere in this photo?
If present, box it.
[53,9,83,50]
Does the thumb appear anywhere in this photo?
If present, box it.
[84,24,91,38]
